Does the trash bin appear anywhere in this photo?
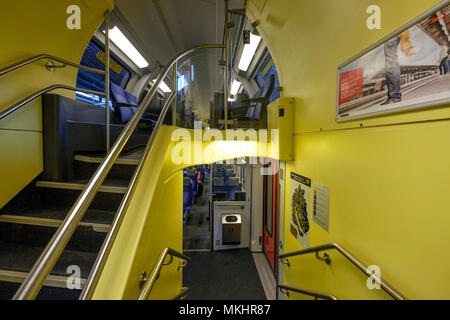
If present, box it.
[222,214,242,245]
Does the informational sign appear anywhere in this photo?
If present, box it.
[312,183,330,232]
[339,68,364,105]
[96,51,123,75]
[337,2,450,121]
[243,30,251,44]
[289,172,311,249]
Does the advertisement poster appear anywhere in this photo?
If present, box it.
[337,3,450,121]
[289,172,311,249]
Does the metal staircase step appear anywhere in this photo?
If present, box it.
[0,215,110,233]
[0,269,86,289]
[74,147,143,166]
[0,242,97,279]
[0,205,114,232]
[36,179,129,194]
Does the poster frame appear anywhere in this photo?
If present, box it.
[336,0,450,122]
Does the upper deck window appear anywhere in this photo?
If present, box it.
[255,54,280,104]
[76,40,132,107]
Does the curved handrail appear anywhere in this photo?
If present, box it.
[172,287,190,300]
[0,54,105,77]
[278,243,406,300]
[138,248,191,300]
[12,44,225,300]
[0,85,105,120]
[79,90,176,299]
[277,284,338,300]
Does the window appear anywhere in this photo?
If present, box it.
[255,53,280,104]
[76,40,132,107]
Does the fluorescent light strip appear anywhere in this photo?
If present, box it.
[153,79,172,93]
[230,80,241,95]
[107,27,149,68]
[238,34,262,72]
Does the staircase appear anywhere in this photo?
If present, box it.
[0,147,143,299]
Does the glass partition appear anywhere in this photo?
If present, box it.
[175,50,223,129]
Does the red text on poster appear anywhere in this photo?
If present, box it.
[339,68,363,105]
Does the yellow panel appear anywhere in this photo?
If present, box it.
[268,98,294,160]
[247,0,450,299]
[0,0,113,208]
[0,130,43,209]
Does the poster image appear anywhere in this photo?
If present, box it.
[337,2,450,121]
[289,172,311,249]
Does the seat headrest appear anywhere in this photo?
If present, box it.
[250,75,275,120]
[260,74,275,99]
[110,82,128,104]
[125,91,138,106]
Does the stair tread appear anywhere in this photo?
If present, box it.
[0,242,96,279]
[36,178,129,193]
[0,205,114,226]
[75,148,143,165]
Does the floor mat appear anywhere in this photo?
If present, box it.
[183,249,267,300]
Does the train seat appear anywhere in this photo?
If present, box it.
[110,82,156,126]
[230,74,275,128]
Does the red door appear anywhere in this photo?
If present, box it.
[263,160,279,274]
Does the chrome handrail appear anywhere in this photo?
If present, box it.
[172,287,190,300]
[0,85,105,120]
[277,284,338,300]
[278,243,407,300]
[138,248,191,300]
[12,44,224,300]
[0,54,105,77]
[79,90,176,299]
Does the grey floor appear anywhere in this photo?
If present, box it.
[182,176,267,300]
[183,178,211,251]
[183,249,267,300]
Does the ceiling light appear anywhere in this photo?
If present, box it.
[238,34,261,72]
[152,79,172,93]
[230,80,241,95]
[106,27,149,68]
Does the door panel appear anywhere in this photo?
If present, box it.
[263,160,278,273]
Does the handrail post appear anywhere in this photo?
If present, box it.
[224,0,229,129]
[172,62,177,126]
[104,10,111,152]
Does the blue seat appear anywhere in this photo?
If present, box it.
[110,82,156,126]
[245,74,275,120]
[230,74,275,126]
[183,177,193,220]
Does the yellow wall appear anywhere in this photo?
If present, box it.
[0,0,113,208]
[247,0,450,299]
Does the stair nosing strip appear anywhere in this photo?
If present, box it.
[0,214,110,233]
[0,269,87,289]
[36,180,128,194]
[74,155,139,166]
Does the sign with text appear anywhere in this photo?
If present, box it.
[289,172,311,249]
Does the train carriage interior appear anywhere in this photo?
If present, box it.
[0,0,449,302]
